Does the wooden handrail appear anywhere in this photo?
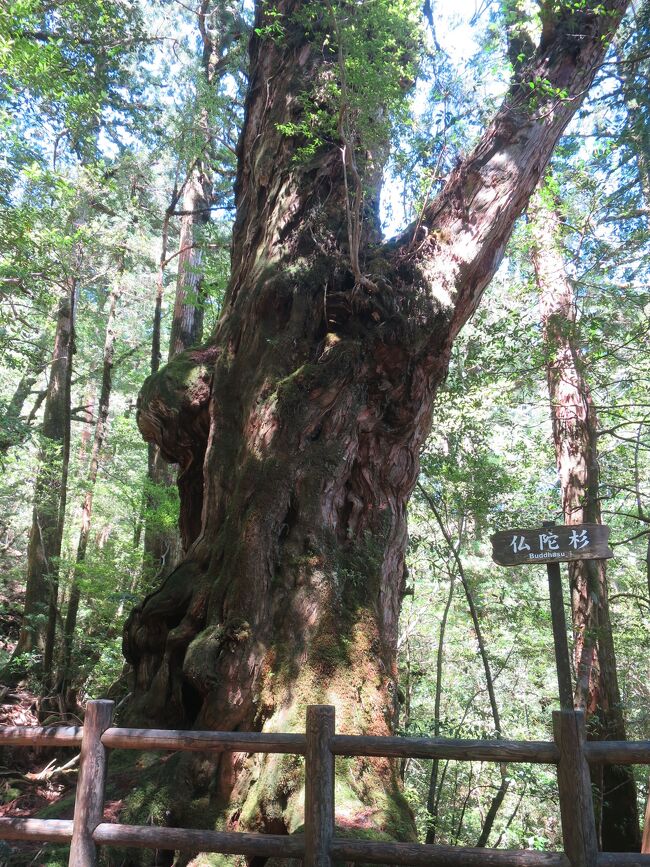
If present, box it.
[330,734,559,763]
[92,823,306,858]
[0,819,583,866]
[329,839,571,865]
[0,725,83,747]
[597,856,650,865]
[583,741,650,764]
[101,726,307,753]
[305,705,335,867]
[0,818,74,842]
[554,710,597,867]
[69,699,113,866]
[2,701,650,867]
[2,722,648,766]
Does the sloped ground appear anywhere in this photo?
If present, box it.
[0,581,165,866]
[0,687,74,866]
[0,579,78,866]
[0,686,177,866]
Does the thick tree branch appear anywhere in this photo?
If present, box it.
[391,0,630,349]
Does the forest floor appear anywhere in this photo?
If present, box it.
[0,686,72,820]
[0,578,159,865]
[0,580,113,866]
[0,686,75,866]
[0,685,129,865]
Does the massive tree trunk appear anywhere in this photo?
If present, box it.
[531,188,641,851]
[126,0,631,844]
[3,282,75,686]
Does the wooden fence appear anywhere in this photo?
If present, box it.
[1,701,650,866]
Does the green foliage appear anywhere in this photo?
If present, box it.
[399,261,562,846]
[275,0,422,166]
[526,76,569,110]
[254,2,284,43]
[0,0,243,726]
[0,0,151,159]
[398,55,650,832]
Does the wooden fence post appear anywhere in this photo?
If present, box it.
[305,705,335,867]
[68,699,114,867]
[553,710,598,867]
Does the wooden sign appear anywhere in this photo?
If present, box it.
[490,523,613,567]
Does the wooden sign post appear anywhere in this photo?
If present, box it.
[490,522,613,711]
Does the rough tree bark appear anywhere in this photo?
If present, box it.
[126,0,631,845]
[531,187,641,851]
[2,282,75,687]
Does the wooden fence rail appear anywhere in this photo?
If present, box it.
[1,702,650,867]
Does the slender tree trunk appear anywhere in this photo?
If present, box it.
[166,165,213,552]
[41,280,75,692]
[168,166,211,358]
[0,332,48,456]
[142,163,213,581]
[78,382,96,465]
[56,277,121,699]
[127,0,630,841]
[531,187,640,851]
[3,282,75,687]
[425,562,455,844]
[142,198,183,582]
[421,486,509,847]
